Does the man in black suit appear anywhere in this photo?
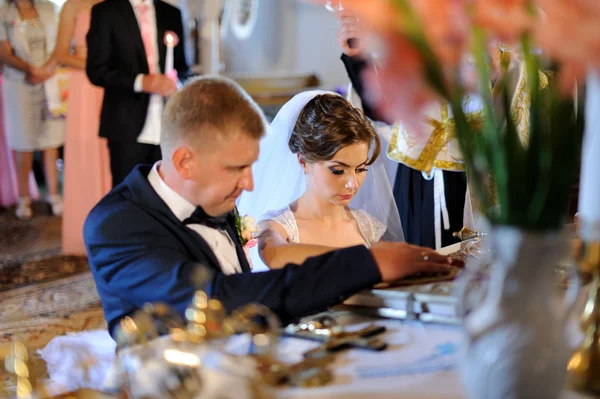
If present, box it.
[84,77,460,338]
[86,0,189,186]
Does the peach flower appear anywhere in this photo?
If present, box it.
[363,34,439,135]
[533,0,600,93]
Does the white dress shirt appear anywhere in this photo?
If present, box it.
[147,163,242,275]
[129,0,163,145]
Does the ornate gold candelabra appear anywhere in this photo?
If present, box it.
[1,267,332,398]
[112,266,332,396]
[567,241,600,395]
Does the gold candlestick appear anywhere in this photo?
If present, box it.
[567,241,600,395]
[3,341,33,399]
[452,226,487,241]
[183,290,228,342]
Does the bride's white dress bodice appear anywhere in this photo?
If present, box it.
[260,207,386,247]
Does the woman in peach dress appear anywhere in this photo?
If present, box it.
[0,64,39,208]
[55,0,111,255]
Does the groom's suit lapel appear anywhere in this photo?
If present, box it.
[124,166,222,270]
[124,166,251,273]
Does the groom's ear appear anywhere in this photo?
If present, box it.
[172,147,194,179]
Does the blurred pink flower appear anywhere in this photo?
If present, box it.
[314,0,465,135]
[241,230,253,242]
[363,34,439,135]
[472,0,534,43]
[310,0,600,122]
[330,0,470,66]
[413,0,471,66]
[533,0,600,92]
[243,238,258,249]
[459,57,479,92]
[311,0,402,33]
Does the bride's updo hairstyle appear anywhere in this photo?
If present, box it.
[288,94,381,165]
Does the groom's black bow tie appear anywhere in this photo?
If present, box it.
[183,207,230,230]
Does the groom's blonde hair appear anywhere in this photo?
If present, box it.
[161,76,267,156]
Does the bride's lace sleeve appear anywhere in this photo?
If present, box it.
[259,208,299,243]
[354,210,387,244]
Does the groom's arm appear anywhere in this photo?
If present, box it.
[211,245,381,323]
[85,205,382,335]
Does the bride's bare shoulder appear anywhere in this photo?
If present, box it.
[259,206,296,244]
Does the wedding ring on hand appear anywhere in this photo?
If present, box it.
[422,252,430,261]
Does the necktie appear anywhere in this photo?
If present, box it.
[183,207,230,230]
[137,2,156,74]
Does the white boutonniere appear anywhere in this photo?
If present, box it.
[233,208,258,247]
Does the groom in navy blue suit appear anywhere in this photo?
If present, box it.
[84,77,459,338]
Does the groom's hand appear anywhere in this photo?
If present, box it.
[370,242,464,282]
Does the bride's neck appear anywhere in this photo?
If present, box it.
[296,189,345,222]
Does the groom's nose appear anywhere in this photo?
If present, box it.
[239,168,254,192]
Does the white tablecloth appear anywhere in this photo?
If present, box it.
[271,243,593,399]
[38,243,595,398]
[272,316,593,399]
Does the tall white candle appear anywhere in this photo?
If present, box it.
[578,68,600,240]
[165,32,175,76]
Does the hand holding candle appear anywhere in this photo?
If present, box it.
[163,31,179,84]
[327,1,362,57]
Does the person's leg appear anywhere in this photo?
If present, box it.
[393,162,436,248]
[14,150,34,219]
[440,171,468,247]
[107,141,150,187]
[43,147,60,196]
[42,147,63,215]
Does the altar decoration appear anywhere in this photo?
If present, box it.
[566,69,600,395]
[311,0,600,397]
[1,268,337,398]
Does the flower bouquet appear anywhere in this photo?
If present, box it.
[312,1,599,397]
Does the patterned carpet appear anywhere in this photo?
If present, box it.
[0,202,106,349]
[0,202,107,395]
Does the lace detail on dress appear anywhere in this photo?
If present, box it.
[261,207,385,246]
[260,208,300,243]
[351,209,387,244]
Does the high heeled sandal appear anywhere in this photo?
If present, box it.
[15,197,32,220]
[47,194,63,216]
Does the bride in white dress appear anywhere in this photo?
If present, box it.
[237,91,404,270]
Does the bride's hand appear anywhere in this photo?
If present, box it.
[370,242,464,282]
